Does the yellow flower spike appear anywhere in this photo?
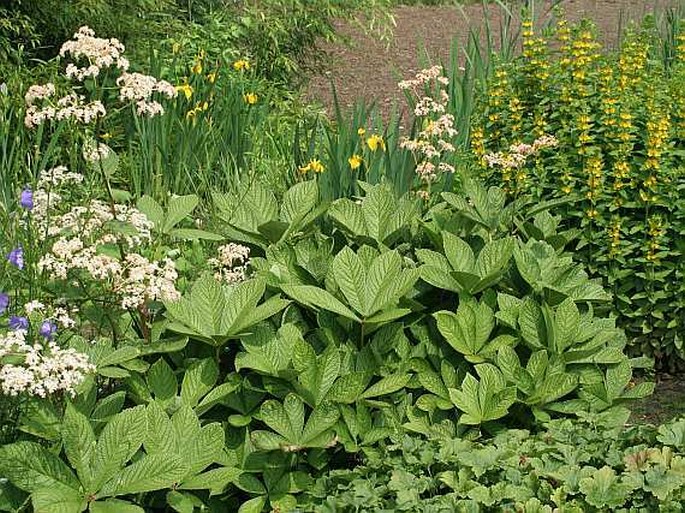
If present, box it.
[233,59,250,71]
[176,83,193,100]
[348,154,362,170]
[357,127,366,137]
[366,134,385,152]
[206,72,217,84]
[298,163,311,174]
[191,61,203,75]
[243,92,258,105]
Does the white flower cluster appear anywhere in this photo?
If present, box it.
[23,301,78,329]
[398,65,449,91]
[82,139,112,163]
[208,243,250,284]
[31,167,179,310]
[37,165,85,188]
[398,66,458,193]
[25,26,176,127]
[24,91,106,128]
[35,197,152,244]
[116,72,177,117]
[25,83,55,105]
[59,26,129,81]
[483,135,559,170]
[0,330,94,398]
[115,254,180,309]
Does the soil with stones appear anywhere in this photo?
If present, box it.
[305,0,680,117]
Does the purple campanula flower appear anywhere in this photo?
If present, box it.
[20,187,33,210]
[39,320,57,340]
[7,247,24,270]
[0,293,8,314]
[8,315,28,330]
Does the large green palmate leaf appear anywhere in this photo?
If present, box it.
[279,180,325,239]
[280,247,418,324]
[442,181,510,233]
[497,347,578,410]
[147,358,177,404]
[235,323,299,376]
[252,394,339,452]
[31,484,86,513]
[180,358,218,408]
[90,499,145,513]
[137,195,221,240]
[90,406,147,492]
[0,442,81,493]
[280,284,360,321]
[62,403,96,490]
[449,364,516,425]
[578,466,632,508]
[434,298,513,363]
[142,402,237,494]
[214,183,278,237]
[332,247,368,315]
[163,195,199,233]
[514,241,609,302]
[165,274,289,345]
[214,181,323,247]
[97,454,188,498]
[294,341,341,406]
[419,234,514,295]
[328,183,416,246]
[328,246,418,320]
[179,467,242,496]
[578,360,654,411]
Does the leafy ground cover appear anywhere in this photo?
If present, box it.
[0,1,684,512]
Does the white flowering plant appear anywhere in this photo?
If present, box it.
[398,65,460,200]
[24,26,176,131]
[0,165,187,349]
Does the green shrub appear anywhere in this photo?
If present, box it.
[469,13,685,369]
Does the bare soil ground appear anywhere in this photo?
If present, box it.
[306,0,680,116]
[305,0,685,424]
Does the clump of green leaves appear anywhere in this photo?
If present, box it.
[300,416,685,511]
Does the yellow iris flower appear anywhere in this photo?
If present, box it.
[366,134,385,152]
[176,83,193,100]
[348,154,362,170]
[233,59,251,71]
[299,158,325,174]
[243,92,258,105]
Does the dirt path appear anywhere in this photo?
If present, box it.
[306,0,680,115]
